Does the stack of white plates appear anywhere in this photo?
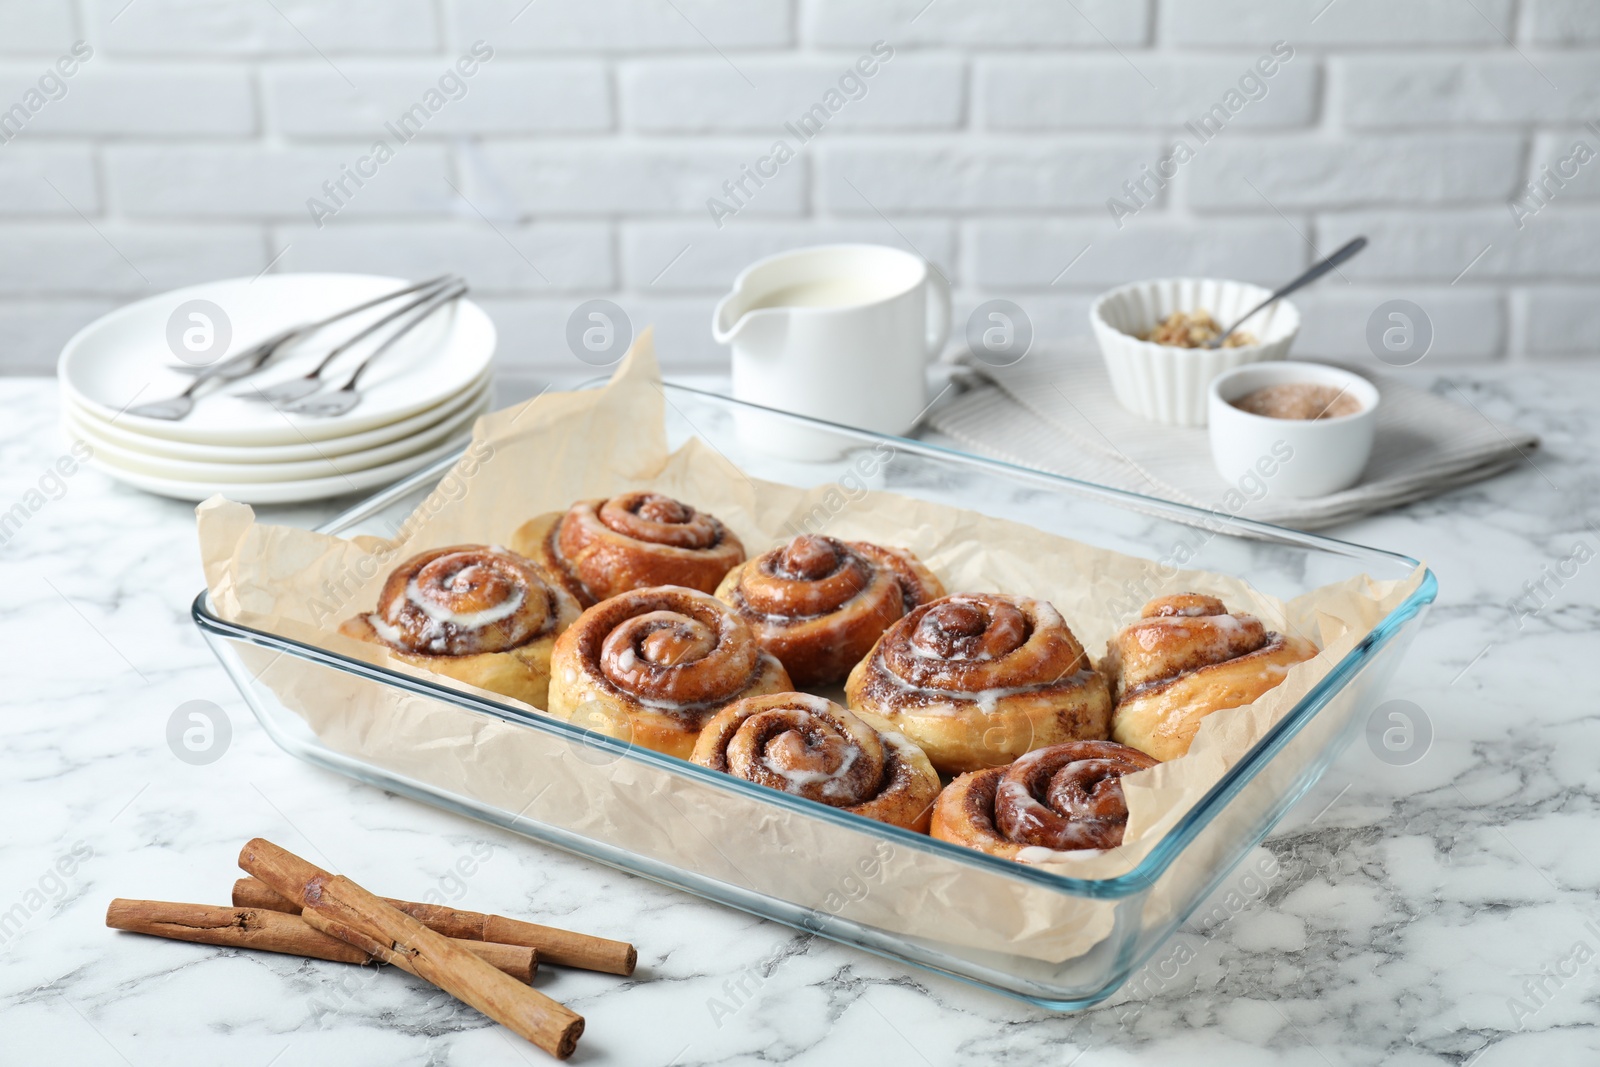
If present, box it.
[58,274,496,504]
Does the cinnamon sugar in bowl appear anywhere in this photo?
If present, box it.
[1208,362,1379,499]
[1230,382,1363,421]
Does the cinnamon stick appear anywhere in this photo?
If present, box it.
[108,898,367,963]
[239,839,583,1060]
[233,875,637,976]
[105,899,537,983]
[233,877,300,914]
[294,909,532,985]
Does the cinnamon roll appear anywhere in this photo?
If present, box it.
[546,586,792,758]
[714,534,944,687]
[691,693,940,832]
[931,741,1159,861]
[1105,593,1319,761]
[511,492,745,607]
[339,545,582,708]
[844,593,1112,775]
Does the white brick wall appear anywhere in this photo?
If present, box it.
[0,0,1594,375]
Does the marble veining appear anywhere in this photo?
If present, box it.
[2,369,1598,1065]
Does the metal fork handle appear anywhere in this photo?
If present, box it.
[340,284,468,391]
[301,273,455,334]
[302,277,459,379]
[181,326,299,390]
[1210,236,1368,347]
[181,275,455,384]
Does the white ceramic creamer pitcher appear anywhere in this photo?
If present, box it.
[712,245,950,458]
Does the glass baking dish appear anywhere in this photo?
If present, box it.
[191,380,1436,1010]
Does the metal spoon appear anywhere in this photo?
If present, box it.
[281,284,467,418]
[1204,236,1368,348]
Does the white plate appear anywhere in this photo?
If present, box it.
[67,394,488,484]
[64,372,490,464]
[59,273,496,446]
[83,429,473,505]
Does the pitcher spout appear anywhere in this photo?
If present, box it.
[711,291,741,344]
[712,289,785,349]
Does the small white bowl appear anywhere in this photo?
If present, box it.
[1208,362,1379,499]
[1090,278,1300,427]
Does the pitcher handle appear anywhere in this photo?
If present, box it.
[924,266,951,362]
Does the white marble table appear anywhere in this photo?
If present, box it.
[3,369,1597,1066]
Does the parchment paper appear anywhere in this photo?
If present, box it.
[198,330,1423,964]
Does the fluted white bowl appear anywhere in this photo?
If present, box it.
[1090,278,1300,427]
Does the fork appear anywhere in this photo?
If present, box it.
[126,328,305,420]
[240,276,460,406]
[127,275,454,420]
[280,283,467,418]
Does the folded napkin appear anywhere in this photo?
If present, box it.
[928,343,1537,530]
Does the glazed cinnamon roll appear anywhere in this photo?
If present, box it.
[1105,593,1319,761]
[339,545,582,708]
[714,534,943,687]
[546,586,792,758]
[691,693,940,831]
[844,593,1112,775]
[931,741,1159,861]
[511,492,745,607]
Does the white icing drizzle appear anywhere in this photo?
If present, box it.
[749,694,867,798]
[880,728,920,757]
[971,680,1067,714]
[406,578,525,629]
[1029,599,1065,628]
[765,743,860,798]
[1134,611,1260,657]
[633,693,708,711]
[1016,845,1108,864]
[366,613,408,647]
[996,748,1122,842]
[779,692,835,715]
[1209,611,1256,634]
[873,651,1095,713]
[1011,746,1050,770]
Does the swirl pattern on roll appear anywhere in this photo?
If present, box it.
[691,693,940,831]
[1105,593,1320,761]
[931,741,1159,860]
[546,586,791,758]
[512,492,745,607]
[845,593,1112,775]
[360,545,566,656]
[716,534,943,687]
[338,544,582,709]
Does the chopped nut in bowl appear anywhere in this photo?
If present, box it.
[1141,309,1256,349]
[1090,278,1299,427]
